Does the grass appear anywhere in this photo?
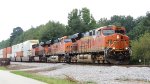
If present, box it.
[11,71,77,84]
[0,66,7,70]
[85,81,97,84]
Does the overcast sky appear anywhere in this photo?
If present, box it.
[0,0,150,41]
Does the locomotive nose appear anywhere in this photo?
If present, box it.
[110,34,128,50]
[116,34,124,40]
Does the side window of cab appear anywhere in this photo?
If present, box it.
[92,30,95,36]
[96,29,101,36]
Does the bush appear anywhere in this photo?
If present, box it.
[131,32,150,64]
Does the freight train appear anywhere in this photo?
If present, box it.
[0,25,131,64]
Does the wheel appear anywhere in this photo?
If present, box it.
[65,54,71,63]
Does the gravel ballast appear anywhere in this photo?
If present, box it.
[10,62,150,84]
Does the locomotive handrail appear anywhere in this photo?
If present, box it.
[124,41,132,55]
[104,41,116,57]
[128,47,132,55]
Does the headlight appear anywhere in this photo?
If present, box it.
[117,35,119,39]
[113,47,115,50]
[125,47,128,50]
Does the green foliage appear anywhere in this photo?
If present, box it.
[97,18,110,27]
[97,15,136,34]
[0,39,10,49]
[128,12,150,40]
[131,32,150,64]
[40,21,66,42]
[0,21,66,49]
[11,71,76,84]
[67,9,82,34]
[67,7,97,35]
[10,27,23,46]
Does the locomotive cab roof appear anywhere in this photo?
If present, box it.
[97,25,126,36]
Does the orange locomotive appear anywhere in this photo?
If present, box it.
[65,25,131,64]
[31,25,131,64]
[32,36,73,62]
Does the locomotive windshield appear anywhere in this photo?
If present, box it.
[103,29,125,35]
[115,30,125,34]
[103,30,115,36]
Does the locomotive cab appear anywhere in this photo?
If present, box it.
[101,25,131,64]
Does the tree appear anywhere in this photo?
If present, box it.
[97,18,110,27]
[89,16,97,29]
[131,32,150,64]
[110,15,135,33]
[128,12,150,40]
[10,27,23,46]
[67,8,97,35]
[0,39,10,49]
[81,7,97,31]
[67,9,82,34]
[40,21,66,42]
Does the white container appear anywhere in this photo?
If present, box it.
[12,45,14,53]
[17,43,23,52]
[23,40,39,51]
[31,49,35,56]
[23,51,31,57]
[23,40,39,57]
[11,52,16,58]
[12,45,17,53]
[0,49,3,55]
[0,49,3,58]
[7,54,12,58]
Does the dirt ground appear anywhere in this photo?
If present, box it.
[6,62,150,84]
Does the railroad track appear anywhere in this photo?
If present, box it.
[11,61,150,67]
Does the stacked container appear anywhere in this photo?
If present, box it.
[3,48,7,58]
[0,49,3,58]
[6,47,12,58]
[11,45,17,61]
[16,43,23,57]
[15,43,23,61]
[12,45,17,57]
[0,48,10,65]
[22,40,39,61]
[0,47,12,59]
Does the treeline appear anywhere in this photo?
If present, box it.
[131,33,150,64]
[0,8,150,64]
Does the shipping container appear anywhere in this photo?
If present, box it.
[6,47,12,58]
[23,51,31,57]
[11,53,16,58]
[12,45,17,53]
[7,54,11,58]
[15,43,23,57]
[16,43,23,52]
[7,47,12,54]
[11,53,16,61]
[6,47,12,54]
[23,40,39,57]
[3,48,7,58]
[16,51,23,57]
[0,49,3,58]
